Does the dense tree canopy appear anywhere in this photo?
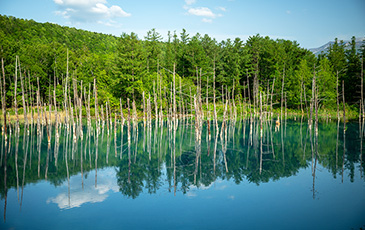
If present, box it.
[0,15,363,114]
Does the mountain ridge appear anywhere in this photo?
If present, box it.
[309,37,365,55]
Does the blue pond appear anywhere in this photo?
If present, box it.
[0,118,364,229]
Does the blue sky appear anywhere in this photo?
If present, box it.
[0,0,364,48]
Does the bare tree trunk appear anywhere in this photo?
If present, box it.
[342,80,346,121]
[94,78,99,130]
[65,49,69,125]
[1,56,7,138]
[271,77,275,118]
[336,71,340,121]
[247,71,252,119]
[87,84,91,127]
[143,91,146,128]
[309,65,315,131]
[106,100,109,136]
[361,57,364,119]
[28,72,33,124]
[36,77,40,134]
[173,63,176,122]
[14,56,19,125]
[154,82,158,121]
[300,76,303,115]
[243,81,247,118]
[54,64,58,137]
[180,77,182,119]
[281,65,285,122]
[19,63,28,126]
[213,59,218,131]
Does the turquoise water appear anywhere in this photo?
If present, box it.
[0,119,364,229]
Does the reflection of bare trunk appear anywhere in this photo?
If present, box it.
[95,131,98,188]
[65,130,70,208]
[15,131,19,201]
[3,137,7,222]
[20,127,29,210]
[281,118,285,167]
[81,134,84,190]
[281,66,285,122]
[360,119,363,178]
[106,133,110,164]
[303,123,309,161]
[173,120,176,196]
[120,118,124,159]
[213,130,218,175]
[223,124,228,173]
[134,123,139,164]
[312,147,318,200]
[45,139,50,180]
[114,114,117,157]
[259,127,263,175]
[128,133,131,184]
[336,120,340,170]
[342,80,346,183]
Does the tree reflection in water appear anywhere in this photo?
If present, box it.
[0,117,364,206]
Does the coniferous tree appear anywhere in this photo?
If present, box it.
[345,36,361,104]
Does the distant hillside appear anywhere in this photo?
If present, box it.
[309,37,365,55]
[0,14,119,54]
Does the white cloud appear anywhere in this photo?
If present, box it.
[186,191,197,198]
[188,7,217,18]
[286,10,291,14]
[185,0,196,5]
[54,0,130,23]
[217,6,226,12]
[184,1,223,23]
[47,168,119,209]
[202,18,212,23]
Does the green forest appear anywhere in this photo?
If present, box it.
[0,14,364,119]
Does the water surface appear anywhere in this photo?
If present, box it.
[0,119,364,229]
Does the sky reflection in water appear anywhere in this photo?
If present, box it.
[0,119,364,229]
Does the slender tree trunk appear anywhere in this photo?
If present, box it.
[14,56,19,125]
[213,59,218,131]
[336,70,340,121]
[154,82,158,121]
[65,49,69,125]
[310,65,315,131]
[179,77,182,119]
[300,77,303,115]
[271,77,275,118]
[19,66,28,126]
[119,98,124,123]
[247,71,251,119]
[54,64,58,137]
[1,56,7,137]
[361,57,364,119]
[343,80,346,122]
[94,78,99,130]
[281,65,285,121]
[36,77,40,134]
[173,63,176,121]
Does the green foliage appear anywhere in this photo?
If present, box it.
[0,14,363,114]
[317,58,336,107]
